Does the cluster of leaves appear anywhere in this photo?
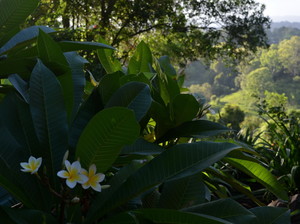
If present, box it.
[0,0,291,223]
[252,100,300,194]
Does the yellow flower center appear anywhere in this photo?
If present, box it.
[68,168,80,182]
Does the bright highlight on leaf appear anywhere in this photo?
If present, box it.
[57,160,88,189]
[81,164,105,192]
[20,156,42,174]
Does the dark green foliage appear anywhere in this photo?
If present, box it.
[0,1,291,222]
[29,60,68,188]
[220,104,245,131]
[255,101,300,193]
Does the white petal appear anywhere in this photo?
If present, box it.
[78,174,89,184]
[72,161,81,171]
[20,162,30,169]
[36,157,42,167]
[98,173,105,182]
[81,168,88,176]
[89,164,97,175]
[21,168,30,172]
[91,183,102,192]
[66,179,77,189]
[28,156,36,164]
[57,170,69,179]
[82,183,90,189]
[65,160,71,172]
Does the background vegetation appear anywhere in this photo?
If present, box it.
[0,0,299,223]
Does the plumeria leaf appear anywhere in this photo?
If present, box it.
[29,60,68,188]
[86,142,241,221]
[37,29,74,122]
[76,107,140,172]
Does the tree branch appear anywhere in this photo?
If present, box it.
[115,23,169,45]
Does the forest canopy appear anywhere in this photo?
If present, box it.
[27,0,271,63]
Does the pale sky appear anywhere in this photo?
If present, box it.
[257,0,300,21]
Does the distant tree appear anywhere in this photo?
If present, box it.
[235,55,261,89]
[210,60,239,95]
[189,83,213,100]
[28,0,270,63]
[184,60,214,86]
[240,67,274,97]
[260,44,283,78]
[278,36,300,76]
[219,104,245,131]
[264,91,288,108]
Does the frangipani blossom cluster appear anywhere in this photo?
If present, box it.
[57,160,106,192]
[20,156,106,192]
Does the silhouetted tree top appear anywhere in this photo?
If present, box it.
[28,0,270,60]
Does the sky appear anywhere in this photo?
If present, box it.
[257,0,300,22]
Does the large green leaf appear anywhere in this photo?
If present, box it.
[105,82,152,121]
[98,72,122,105]
[0,27,19,48]
[132,209,232,224]
[128,41,152,74]
[150,100,173,139]
[158,55,177,77]
[100,212,139,224]
[76,107,140,171]
[1,93,40,157]
[86,142,241,221]
[0,188,17,207]
[121,138,164,155]
[38,29,69,71]
[0,206,57,224]
[97,37,122,74]
[59,41,114,52]
[0,125,35,208]
[37,29,74,121]
[0,26,55,55]
[158,174,209,209]
[119,73,150,86]
[64,52,88,117]
[0,0,39,40]
[0,57,35,79]
[29,60,68,187]
[183,198,257,224]
[153,58,180,105]
[0,93,52,210]
[170,94,200,126]
[86,160,145,223]
[68,90,104,159]
[101,209,232,224]
[250,207,290,224]
[107,160,145,192]
[156,120,230,143]
[8,74,29,103]
[224,152,289,200]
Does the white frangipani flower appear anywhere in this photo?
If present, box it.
[57,160,88,189]
[81,164,105,192]
[20,156,42,174]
